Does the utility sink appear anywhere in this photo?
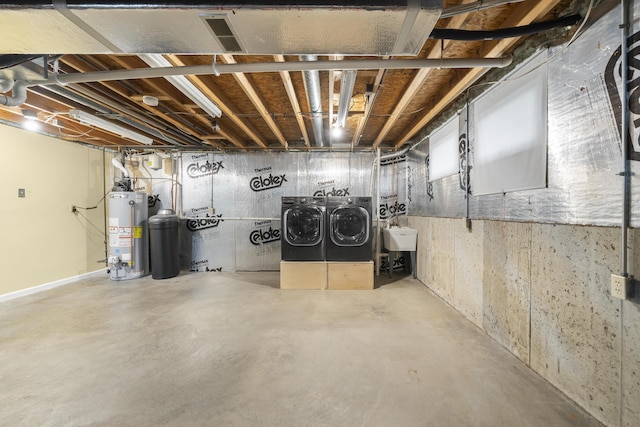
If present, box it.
[382,227,418,251]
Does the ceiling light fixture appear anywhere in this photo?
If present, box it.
[138,54,223,118]
[69,109,153,145]
[22,109,40,131]
[22,109,38,120]
[336,70,357,128]
[142,95,159,106]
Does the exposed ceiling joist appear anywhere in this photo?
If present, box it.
[221,54,288,148]
[0,0,580,152]
[165,54,264,149]
[274,54,310,148]
[372,0,479,149]
[395,0,565,148]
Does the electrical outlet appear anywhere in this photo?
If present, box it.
[611,274,629,299]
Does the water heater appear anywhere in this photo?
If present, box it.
[108,191,149,280]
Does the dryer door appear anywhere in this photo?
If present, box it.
[329,206,370,246]
[284,206,324,246]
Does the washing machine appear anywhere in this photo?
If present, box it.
[326,196,373,261]
[281,196,326,261]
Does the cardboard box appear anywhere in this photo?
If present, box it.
[327,261,374,290]
[280,261,327,290]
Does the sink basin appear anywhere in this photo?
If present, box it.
[382,227,417,251]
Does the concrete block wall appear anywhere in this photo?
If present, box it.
[407,216,640,427]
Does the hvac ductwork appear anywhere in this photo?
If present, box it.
[0,1,442,56]
[300,55,325,148]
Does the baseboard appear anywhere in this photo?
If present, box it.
[0,268,108,303]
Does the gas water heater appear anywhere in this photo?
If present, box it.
[108,191,149,280]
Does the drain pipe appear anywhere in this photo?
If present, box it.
[300,55,325,147]
[369,146,410,197]
[371,146,410,275]
[0,81,27,106]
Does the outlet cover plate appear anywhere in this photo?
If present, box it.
[611,274,629,300]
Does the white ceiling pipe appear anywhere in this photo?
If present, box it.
[0,81,27,106]
[29,57,513,86]
[300,54,325,147]
[336,70,357,129]
[111,158,130,178]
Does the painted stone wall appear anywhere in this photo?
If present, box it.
[408,216,640,427]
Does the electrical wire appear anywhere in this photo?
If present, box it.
[74,191,108,211]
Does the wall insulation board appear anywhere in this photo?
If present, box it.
[114,151,407,272]
[407,4,636,227]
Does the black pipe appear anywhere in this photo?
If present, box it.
[430,14,581,41]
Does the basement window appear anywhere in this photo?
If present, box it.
[428,116,460,182]
[472,52,548,195]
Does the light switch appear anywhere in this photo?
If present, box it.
[18,188,25,198]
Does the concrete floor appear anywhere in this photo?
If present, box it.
[0,272,603,427]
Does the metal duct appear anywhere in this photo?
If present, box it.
[336,70,357,129]
[0,1,443,55]
[300,55,325,147]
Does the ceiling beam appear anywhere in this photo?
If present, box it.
[60,55,206,147]
[352,65,386,147]
[372,0,477,149]
[395,0,562,148]
[107,58,222,147]
[165,55,265,148]
[221,54,288,148]
[274,55,310,148]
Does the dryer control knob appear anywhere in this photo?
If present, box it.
[300,198,306,204]
[347,198,353,204]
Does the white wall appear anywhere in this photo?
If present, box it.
[0,124,107,295]
[408,216,640,427]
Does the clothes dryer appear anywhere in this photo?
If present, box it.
[326,196,373,261]
[281,196,326,261]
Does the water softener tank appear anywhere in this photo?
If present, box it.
[108,191,149,281]
[149,209,180,279]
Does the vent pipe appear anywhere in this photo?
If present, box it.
[0,81,27,106]
[336,70,357,128]
[300,55,325,147]
[111,158,130,178]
